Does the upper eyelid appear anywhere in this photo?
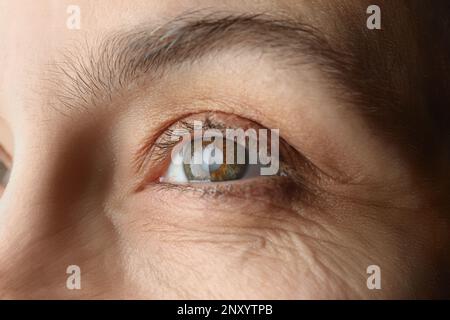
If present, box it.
[137,116,237,171]
[133,117,200,173]
[136,111,273,170]
[132,110,218,174]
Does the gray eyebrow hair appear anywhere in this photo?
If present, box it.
[51,11,357,112]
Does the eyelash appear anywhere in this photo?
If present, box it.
[133,112,320,206]
[151,120,206,163]
[145,114,254,175]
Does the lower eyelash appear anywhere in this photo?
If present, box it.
[151,174,301,205]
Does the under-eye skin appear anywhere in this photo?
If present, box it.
[133,112,322,206]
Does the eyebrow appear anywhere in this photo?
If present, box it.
[52,11,358,112]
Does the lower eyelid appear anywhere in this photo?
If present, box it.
[141,182,309,223]
[149,175,304,207]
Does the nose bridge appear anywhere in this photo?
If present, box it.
[0,124,86,233]
[0,122,108,297]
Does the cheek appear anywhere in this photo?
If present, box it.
[106,194,363,298]
[107,185,441,299]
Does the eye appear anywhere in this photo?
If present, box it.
[0,146,11,193]
[0,160,10,187]
[161,137,264,184]
[135,113,317,203]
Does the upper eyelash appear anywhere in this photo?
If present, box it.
[132,114,237,190]
[150,116,228,163]
[133,113,235,176]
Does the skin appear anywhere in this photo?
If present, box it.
[0,0,449,299]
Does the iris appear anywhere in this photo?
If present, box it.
[183,139,248,182]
